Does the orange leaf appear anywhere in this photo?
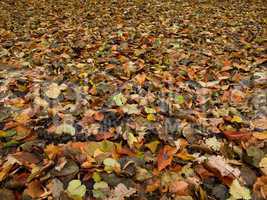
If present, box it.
[135,73,146,86]
[157,145,176,171]
[146,179,160,192]
[94,111,104,121]
[176,150,195,161]
[169,180,189,195]
[253,131,267,140]
[44,144,63,160]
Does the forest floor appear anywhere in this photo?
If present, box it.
[0,0,266,199]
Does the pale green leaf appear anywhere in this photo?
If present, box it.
[67,179,86,199]
[228,179,251,200]
[113,93,127,106]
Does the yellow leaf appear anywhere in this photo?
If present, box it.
[231,116,242,123]
[259,157,267,175]
[44,144,62,159]
[145,140,160,153]
[176,150,195,161]
[228,179,251,200]
[15,113,30,124]
[253,131,267,140]
[147,114,156,121]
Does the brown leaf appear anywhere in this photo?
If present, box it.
[253,176,267,199]
[157,145,176,171]
[12,152,41,167]
[195,165,214,179]
[26,180,44,198]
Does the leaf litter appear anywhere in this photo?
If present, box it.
[0,0,266,199]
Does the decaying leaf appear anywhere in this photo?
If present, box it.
[122,104,140,114]
[47,178,64,199]
[55,123,76,135]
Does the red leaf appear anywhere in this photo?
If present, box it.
[223,130,251,141]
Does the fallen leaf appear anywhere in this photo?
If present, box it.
[15,113,31,124]
[231,115,243,123]
[157,145,177,171]
[169,180,189,195]
[253,131,267,140]
[103,158,121,173]
[176,150,195,161]
[55,123,76,135]
[228,179,251,200]
[253,176,267,199]
[147,113,156,121]
[45,83,61,99]
[44,144,62,159]
[108,183,136,200]
[92,181,109,199]
[205,137,221,151]
[67,179,86,200]
[146,179,160,192]
[0,189,15,200]
[26,180,44,198]
[145,140,160,153]
[144,107,156,114]
[122,104,140,114]
[207,156,240,177]
[135,167,153,181]
[113,93,127,106]
[259,157,267,175]
[47,178,64,199]
[223,130,251,141]
[94,111,105,121]
[135,73,146,85]
[175,95,185,104]
[0,156,18,182]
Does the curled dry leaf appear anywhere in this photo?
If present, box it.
[206,156,240,177]
[108,183,136,200]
